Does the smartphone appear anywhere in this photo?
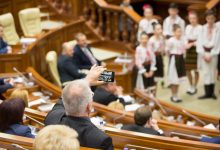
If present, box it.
[98,71,115,82]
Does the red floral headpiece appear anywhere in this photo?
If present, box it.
[143,4,151,10]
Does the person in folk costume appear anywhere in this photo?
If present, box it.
[137,4,158,41]
[185,11,202,95]
[163,3,185,39]
[134,32,157,94]
[119,0,134,41]
[216,21,220,83]
[197,10,220,100]
[166,24,194,103]
[148,23,165,92]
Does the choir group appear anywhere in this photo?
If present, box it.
[133,3,220,103]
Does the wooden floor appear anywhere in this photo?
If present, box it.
[156,57,220,117]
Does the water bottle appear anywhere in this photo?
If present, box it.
[22,43,27,54]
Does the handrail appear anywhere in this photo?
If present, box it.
[94,0,142,23]
[134,88,220,125]
[188,0,219,11]
[206,0,220,9]
[170,132,201,140]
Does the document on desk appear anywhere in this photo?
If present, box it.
[125,103,144,112]
[20,37,37,44]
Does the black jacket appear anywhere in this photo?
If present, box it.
[0,78,13,99]
[122,124,161,136]
[93,87,125,105]
[44,99,114,150]
[73,44,101,69]
[58,55,85,83]
[0,38,8,54]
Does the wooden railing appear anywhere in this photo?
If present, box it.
[104,127,220,150]
[188,0,220,11]
[43,0,74,19]
[0,133,96,150]
[81,0,142,47]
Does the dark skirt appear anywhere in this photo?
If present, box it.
[155,54,164,78]
[132,64,155,89]
[218,54,220,75]
[170,54,186,78]
[185,46,198,70]
[143,63,155,88]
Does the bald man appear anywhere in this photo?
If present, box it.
[58,42,86,83]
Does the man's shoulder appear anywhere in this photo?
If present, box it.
[84,123,113,148]
[74,45,81,52]
[64,117,113,149]
[58,55,68,63]
[122,124,159,135]
[44,99,66,125]
[93,88,113,102]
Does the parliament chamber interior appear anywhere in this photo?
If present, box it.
[0,0,220,149]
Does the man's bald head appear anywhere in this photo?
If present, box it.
[62,80,93,116]
[62,42,74,57]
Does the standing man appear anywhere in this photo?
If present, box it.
[197,10,220,100]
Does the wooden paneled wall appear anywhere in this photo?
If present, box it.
[0,53,28,73]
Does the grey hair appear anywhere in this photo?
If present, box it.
[75,33,86,41]
[62,79,92,116]
[62,42,71,55]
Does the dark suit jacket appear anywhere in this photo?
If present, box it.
[122,124,161,136]
[58,55,86,83]
[93,87,125,105]
[0,38,8,54]
[201,136,220,144]
[0,78,13,100]
[5,124,35,138]
[45,99,114,150]
[73,44,101,69]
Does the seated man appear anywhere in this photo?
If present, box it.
[0,78,13,100]
[58,42,86,83]
[73,33,102,69]
[45,66,113,150]
[93,82,126,106]
[122,106,163,136]
[0,24,12,54]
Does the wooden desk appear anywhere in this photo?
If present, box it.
[104,126,220,150]
[0,133,97,150]
[2,67,219,140]
[0,52,28,73]
[134,89,220,126]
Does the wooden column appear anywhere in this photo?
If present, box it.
[83,0,90,20]
[114,12,119,41]
[121,14,128,42]
[98,8,104,36]
[105,11,111,40]
[90,0,97,27]
[131,22,137,47]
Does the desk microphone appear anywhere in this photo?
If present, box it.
[13,67,29,83]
